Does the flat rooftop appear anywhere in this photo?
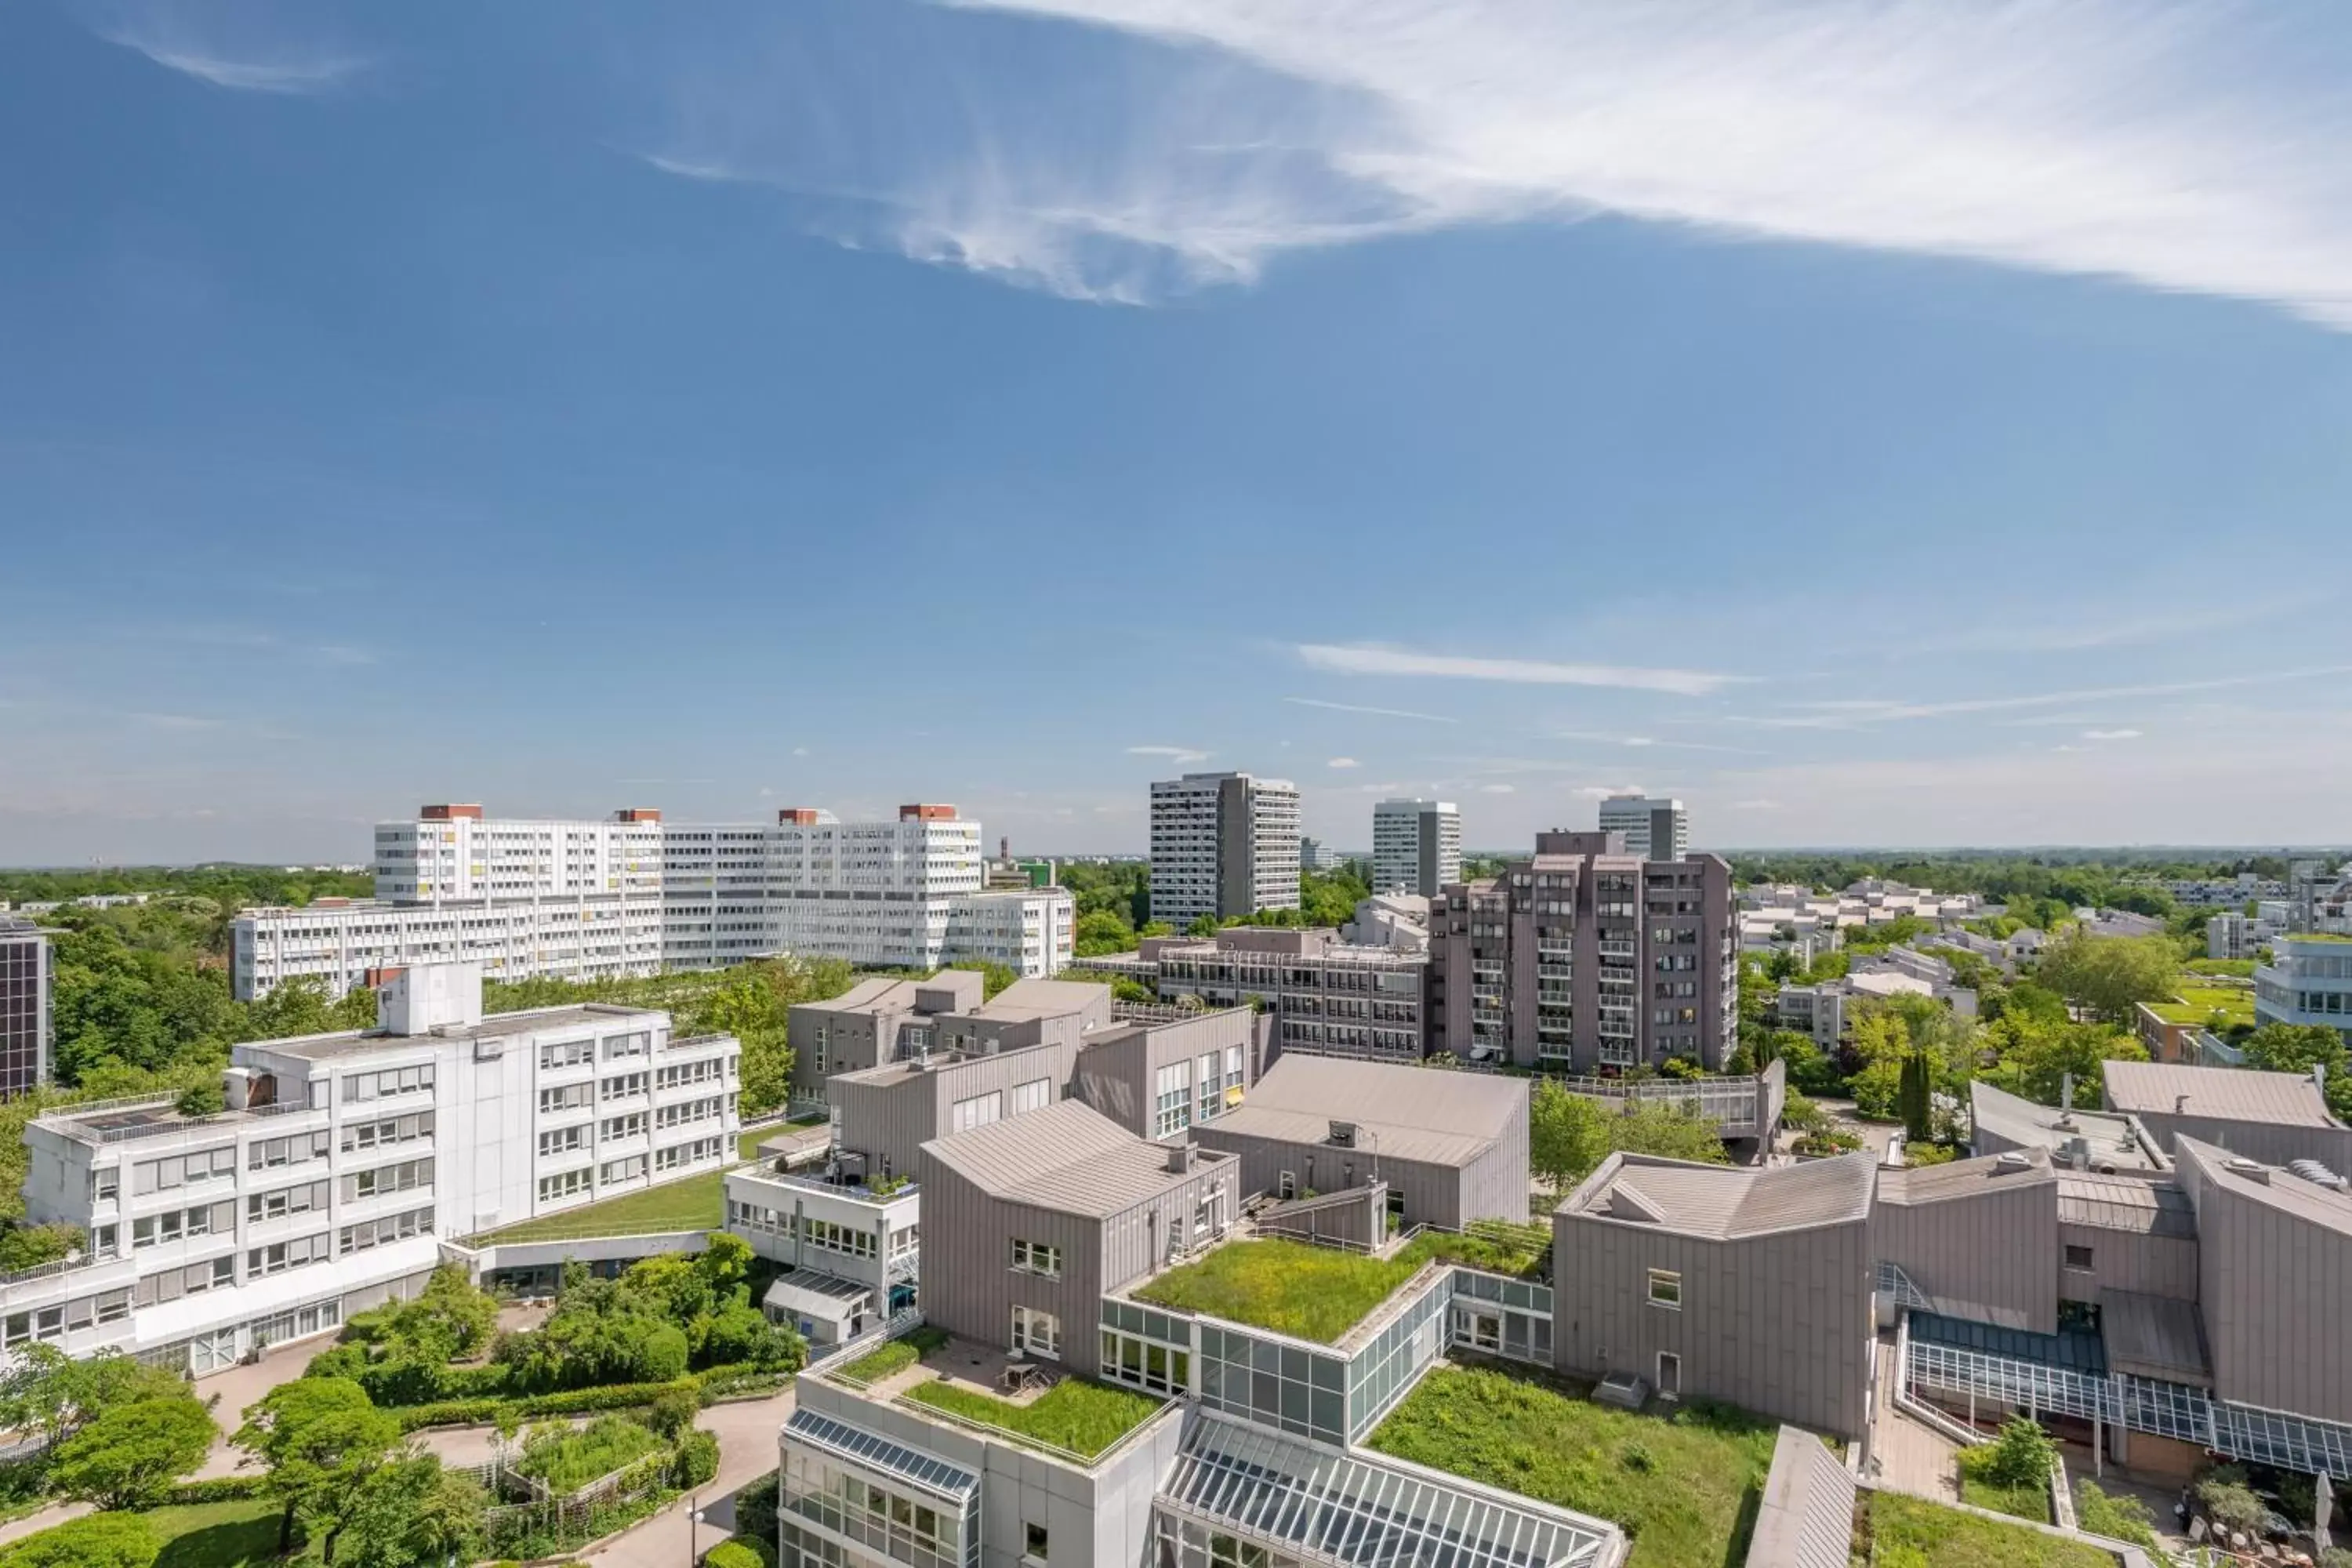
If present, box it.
[1128,1225,1547,1347]
[1969,1080,2165,1171]
[255,1001,671,1061]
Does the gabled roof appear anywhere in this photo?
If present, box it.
[1559,1151,1875,1239]
[1242,1056,1526,1138]
[967,977,1108,1021]
[807,977,922,1015]
[2103,1061,2338,1130]
[922,1099,1218,1219]
[2175,1135,2352,1236]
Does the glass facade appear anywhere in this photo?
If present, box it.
[780,1409,981,1568]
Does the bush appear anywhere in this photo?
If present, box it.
[646,1383,702,1439]
[158,1475,269,1504]
[515,1416,667,1494]
[391,1377,695,1432]
[2194,1469,2270,1538]
[0,1222,84,1276]
[734,1472,779,1548]
[2075,1481,2160,1551]
[1974,1417,2058,1488]
[0,1511,160,1568]
[706,1542,771,1568]
[672,1428,719,1489]
[173,1083,225,1119]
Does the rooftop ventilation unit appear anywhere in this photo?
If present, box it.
[1605,1182,1668,1224]
[1328,1121,1357,1148]
[2289,1159,2349,1192]
[2226,1156,2270,1184]
[1994,1151,2032,1174]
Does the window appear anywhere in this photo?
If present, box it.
[1011,1305,1060,1360]
[541,1038,594,1069]
[539,1168,591,1203]
[601,1072,648,1101]
[1025,1523,1049,1563]
[1278,1171,1295,1200]
[248,1180,329,1223]
[247,1232,332,1278]
[1010,1077,1053,1116]
[1195,1051,1221,1123]
[1010,1239,1062,1278]
[603,1031,649,1059]
[2064,1244,2095,1271]
[346,1157,433,1202]
[600,1155,647,1185]
[93,1167,118,1203]
[344,1111,434,1153]
[1101,1330,1192,1396]
[1646,1269,1682,1308]
[953,1091,1002,1134]
[249,1131,332,1171]
[343,1064,434,1103]
[539,1083,592,1114]
[1656,1351,1682,1399]
[1155,1062,1192,1138]
[602,1112,648,1140]
[340,1207,432,1255]
[539,1125,586,1157]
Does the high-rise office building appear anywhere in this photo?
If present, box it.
[1427,829,1737,1071]
[0,918,51,1100]
[1596,793,1688,861]
[1148,771,1301,929]
[234,803,1073,1000]
[1372,799,1461,897]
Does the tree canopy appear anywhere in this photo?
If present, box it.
[1528,1083,1730,1196]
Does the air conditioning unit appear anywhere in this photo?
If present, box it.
[1329,1121,1357,1148]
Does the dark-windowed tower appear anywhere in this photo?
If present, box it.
[0,918,52,1099]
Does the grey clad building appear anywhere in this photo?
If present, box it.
[1552,1152,1878,1438]
[1189,1054,1530,1230]
[0,917,51,1100]
[918,1101,1241,1378]
[2096,1059,2352,1173]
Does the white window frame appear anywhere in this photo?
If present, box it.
[1656,1350,1682,1399]
[1646,1268,1682,1309]
[1011,1305,1060,1361]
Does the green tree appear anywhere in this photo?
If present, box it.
[1528,1082,1608,1197]
[1607,1102,1731,1166]
[2035,931,2181,1024]
[234,1376,403,1552]
[332,1455,486,1568]
[1074,909,1138,957]
[174,1080,226,1118]
[0,1221,83,1273]
[2242,1023,2352,1117]
[50,1391,216,1510]
[1979,1014,2147,1106]
[1897,1048,1933,1142]
[0,1346,181,1450]
[0,1512,160,1568]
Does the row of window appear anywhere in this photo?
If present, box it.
[345,1110,434,1153]
[344,1064,434,1103]
[342,1206,432,1254]
[1010,1238,1061,1278]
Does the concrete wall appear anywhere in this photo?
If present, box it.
[1188,1123,1465,1229]
[1073,1011,1256,1142]
[1871,1175,2060,1334]
[1552,1208,1875,1439]
[916,1143,1236,1378]
[2133,1110,2352,1175]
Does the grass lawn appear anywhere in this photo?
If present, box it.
[739,1126,781,1160]
[837,1326,951,1388]
[901,1375,1164,1460]
[1133,1229,1545,1345]
[1366,1365,1778,1568]
[2147,986,2255,1028]
[475,1168,724,1243]
[1961,1472,2051,1522]
[1869,1491,2112,1568]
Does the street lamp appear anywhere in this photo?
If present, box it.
[689,1493,703,1564]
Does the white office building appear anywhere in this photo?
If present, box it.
[234,804,1073,1000]
[1148,772,1300,929]
[1371,799,1461,897]
[5,963,739,1375]
[1596,794,1688,862]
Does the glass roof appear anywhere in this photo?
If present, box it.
[1157,1411,1616,1568]
[786,1407,980,1503]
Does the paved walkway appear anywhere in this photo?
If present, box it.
[1868,1333,1962,1504]
[191,1335,339,1479]
[582,1384,797,1568]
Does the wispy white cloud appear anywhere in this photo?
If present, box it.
[647,0,2352,325]
[1574,784,1644,799]
[1283,696,1457,724]
[1728,666,2352,729]
[1326,757,1359,769]
[1298,643,1741,697]
[1479,783,1515,794]
[1127,743,1211,763]
[2082,728,2143,741]
[1551,728,1759,753]
[98,10,370,96]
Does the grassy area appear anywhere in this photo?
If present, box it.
[1961,1472,2051,1522]
[515,1414,666,1494]
[902,1375,1165,1460]
[836,1326,951,1388]
[2146,985,2256,1028]
[148,1499,286,1568]
[1132,1229,1545,1344]
[1869,1491,2112,1568]
[739,1126,781,1160]
[474,1168,724,1243]
[2187,958,2258,978]
[1366,1365,1777,1568]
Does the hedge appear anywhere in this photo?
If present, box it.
[393,1377,693,1432]
[706,1541,772,1568]
[159,1476,270,1505]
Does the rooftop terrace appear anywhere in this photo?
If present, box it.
[824,1330,1171,1465]
[1129,1225,1548,1346]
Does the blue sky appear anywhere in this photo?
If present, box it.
[3,0,2351,864]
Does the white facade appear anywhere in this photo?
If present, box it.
[1149,772,1300,929]
[5,964,739,1375]
[1596,794,1688,862]
[1371,799,1461,898]
[234,804,1073,1000]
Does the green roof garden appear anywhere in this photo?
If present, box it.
[2145,985,2256,1028]
[471,1167,725,1244]
[1130,1226,1547,1345]
[900,1374,1167,1462]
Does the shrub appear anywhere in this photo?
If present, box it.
[1974,1417,2058,1488]
[515,1416,667,1494]
[390,1377,695,1432]
[0,1222,84,1276]
[159,1475,270,1504]
[648,1384,701,1439]
[0,1511,160,1568]
[672,1428,720,1489]
[2195,1471,2270,1538]
[2075,1481,2160,1551]
[174,1083,225,1119]
[706,1542,771,1568]
[735,1472,779,1547]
